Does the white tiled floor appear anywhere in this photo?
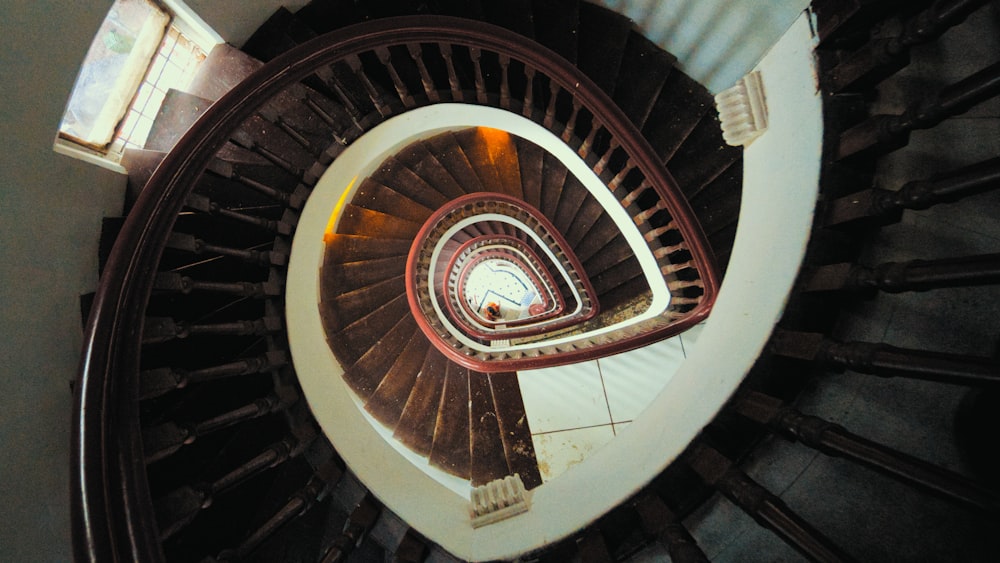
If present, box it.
[518,322,706,482]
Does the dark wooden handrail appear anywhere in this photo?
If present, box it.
[72,15,718,561]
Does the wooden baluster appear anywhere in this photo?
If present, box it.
[156,438,297,540]
[143,394,285,463]
[439,44,464,102]
[593,138,620,176]
[140,351,288,399]
[634,492,709,563]
[837,60,1000,159]
[735,391,1000,512]
[153,271,281,298]
[375,46,416,108]
[827,0,992,92]
[522,66,536,118]
[802,252,1000,293]
[686,444,857,562]
[498,54,511,109]
[771,329,1000,386]
[469,47,487,104]
[184,193,293,235]
[543,79,560,129]
[561,99,582,143]
[824,156,1000,227]
[165,232,282,266]
[142,315,282,344]
[406,43,440,103]
[319,493,381,562]
[346,54,390,117]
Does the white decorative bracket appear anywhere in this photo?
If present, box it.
[715,71,768,147]
[469,474,530,528]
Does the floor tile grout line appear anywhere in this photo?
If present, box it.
[531,421,618,437]
[595,358,616,435]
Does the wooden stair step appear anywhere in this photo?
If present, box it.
[395,142,468,201]
[326,290,409,366]
[119,148,166,212]
[365,331,432,427]
[576,2,633,96]
[583,238,638,281]
[489,372,542,489]
[552,175,591,236]
[351,178,436,223]
[322,275,407,334]
[372,157,452,210]
[453,128,520,198]
[591,256,645,298]
[481,0,535,38]
[642,70,713,164]
[564,195,607,249]
[611,31,678,129]
[532,0,580,64]
[594,274,651,313]
[143,89,215,153]
[423,132,486,194]
[539,151,570,219]
[240,7,316,62]
[336,204,424,239]
[394,348,449,456]
[323,234,412,263]
[341,313,418,399]
[515,136,545,210]
[667,114,741,200]
[573,214,621,265]
[429,362,471,478]
[187,43,264,102]
[469,371,511,486]
[322,256,408,294]
[293,0,363,35]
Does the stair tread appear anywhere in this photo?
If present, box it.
[576,2,633,95]
[591,255,645,298]
[120,148,166,212]
[481,0,535,39]
[573,213,621,265]
[372,157,452,210]
[394,348,449,456]
[365,330,432,427]
[489,372,542,489]
[294,0,363,35]
[641,70,713,164]
[611,31,677,129]
[423,132,485,194]
[564,195,607,249]
[326,290,409,366]
[322,275,407,334]
[323,234,413,262]
[241,7,316,62]
[667,114,742,200]
[342,313,418,399]
[321,255,408,293]
[351,178,437,223]
[144,89,215,153]
[515,136,545,210]
[395,142,469,201]
[187,43,264,102]
[428,362,471,477]
[539,152,569,219]
[469,371,511,487]
[453,128,523,199]
[552,175,591,236]
[532,0,580,64]
[337,204,424,240]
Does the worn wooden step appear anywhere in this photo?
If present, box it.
[642,70,713,164]
[552,174,591,236]
[293,0,363,35]
[350,178,436,223]
[591,255,645,298]
[371,156,452,210]
[144,89,216,153]
[394,141,469,201]
[667,114,741,200]
[326,290,409,366]
[322,256,407,295]
[612,31,677,129]
[187,43,264,102]
[241,7,316,62]
[322,275,407,334]
[489,372,543,489]
[454,128,525,199]
[341,313,418,400]
[573,214,621,265]
[365,332,432,428]
[429,362,471,478]
[394,348,449,456]
[469,371,511,486]
[576,2,633,96]
[539,151,570,219]
[532,0,580,64]
[336,204,424,239]
[323,234,412,263]
[423,132,486,193]
[514,136,545,210]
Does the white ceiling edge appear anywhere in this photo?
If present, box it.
[286,12,821,559]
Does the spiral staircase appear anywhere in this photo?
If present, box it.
[74,0,1000,561]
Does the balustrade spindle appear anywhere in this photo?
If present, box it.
[140,351,287,399]
[469,47,488,104]
[735,391,1000,512]
[319,493,380,563]
[803,252,1000,293]
[543,79,560,129]
[375,46,416,108]
[406,43,440,103]
[838,60,1000,159]
[771,329,1000,386]
[634,492,709,563]
[438,44,464,102]
[165,232,282,266]
[522,66,536,118]
[827,0,993,92]
[686,444,856,562]
[346,54,390,117]
[825,156,1000,227]
[499,54,512,109]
